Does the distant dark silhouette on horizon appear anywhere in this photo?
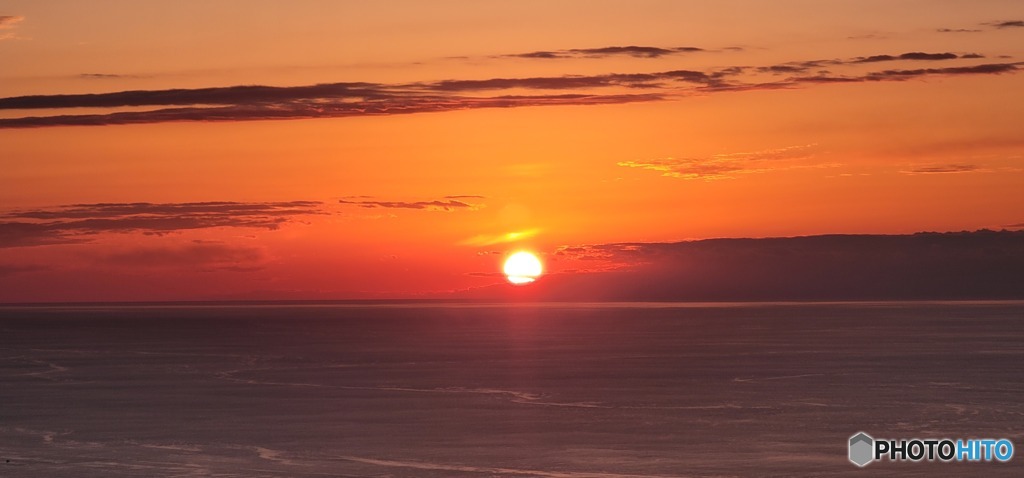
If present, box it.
[460,230,1024,301]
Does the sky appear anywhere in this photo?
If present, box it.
[1,1,1023,302]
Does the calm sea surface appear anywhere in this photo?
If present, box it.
[1,301,1022,477]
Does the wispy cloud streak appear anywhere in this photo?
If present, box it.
[901,164,981,174]
[339,197,484,211]
[759,52,984,75]
[502,45,705,59]
[0,14,24,40]
[985,20,1024,29]
[618,144,819,180]
[0,93,664,128]
[0,201,324,248]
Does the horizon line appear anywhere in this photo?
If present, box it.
[3,298,1024,308]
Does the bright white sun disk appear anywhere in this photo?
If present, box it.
[503,251,543,285]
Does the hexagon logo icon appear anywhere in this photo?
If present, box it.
[849,432,874,467]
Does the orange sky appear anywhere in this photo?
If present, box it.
[1,1,1022,302]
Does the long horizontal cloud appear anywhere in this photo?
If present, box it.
[99,241,268,272]
[618,144,818,180]
[422,70,715,91]
[79,73,143,80]
[0,83,390,110]
[939,20,1023,32]
[5,201,323,220]
[339,196,483,211]
[0,76,685,110]
[0,51,1018,128]
[791,62,1019,84]
[854,52,960,63]
[502,45,705,59]
[0,201,324,248]
[902,164,980,174]
[0,93,664,128]
[759,51,983,74]
[866,63,1019,79]
[457,230,1024,301]
[985,20,1024,28]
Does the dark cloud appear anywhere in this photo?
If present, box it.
[504,45,704,59]
[0,201,324,248]
[940,21,1024,32]
[0,75,673,113]
[855,54,902,63]
[902,164,980,174]
[6,201,322,220]
[848,33,888,40]
[79,73,141,80]
[854,52,960,63]
[99,242,267,272]
[986,20,1024,28]
[789,62,1020,85]
[898,52,960,61]
[427,76,627,91]
[756,59,841,75]
[458,231,1024,301]
[758,64,818,74]
[865,63,1019,80]
[791,75,862,83]
[339,198,481,211]
[942,20,1024,32]
[0,222,90,248]
[0,50,1018,128]
[759,52,973,76]
[0,93,663,128]
[0,82,388,110]
[0,67,711,128]
[422,69,715,92]
[568,46,704,58]
[513,51,562,59]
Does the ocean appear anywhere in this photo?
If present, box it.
[1,301,1022,477]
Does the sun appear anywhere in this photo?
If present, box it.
[503,251,543,285]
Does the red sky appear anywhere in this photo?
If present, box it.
[1,1,1023,302]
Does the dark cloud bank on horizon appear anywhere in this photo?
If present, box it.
[459,231,1024,301]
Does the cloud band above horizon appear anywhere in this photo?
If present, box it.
[0,47,1018,128]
